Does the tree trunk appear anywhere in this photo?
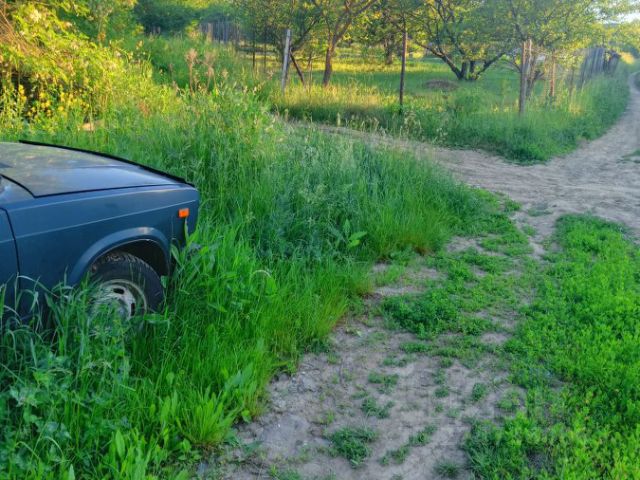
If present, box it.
[263,28,267,74]
[384,39,394,65]
[252,29,257,73]
[460,61,468,80]
[548,54,556,99]
[322,43,336,87]
[518,39,531,116]
[468,60,476,80]
[399,28,408,107]
[281,29,291,94]
[290,53,305,85]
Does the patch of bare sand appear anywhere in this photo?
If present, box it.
[210,318,515,480]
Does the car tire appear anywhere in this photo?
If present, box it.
[90,251,164,320]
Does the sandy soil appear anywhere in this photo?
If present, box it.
[204,74,639,480]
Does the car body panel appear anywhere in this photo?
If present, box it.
[0,175,32,204]
[0,210,18,305]
[0,142,176,198]
[8,186,198,290]
[0,142,200,317]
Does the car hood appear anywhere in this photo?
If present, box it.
[0,142,178,198]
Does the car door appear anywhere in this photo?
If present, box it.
[0,209,18,311]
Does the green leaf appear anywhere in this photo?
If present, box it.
[348,231,368,249]
[114,430,125,459]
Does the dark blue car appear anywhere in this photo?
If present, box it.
[0,141,199,320]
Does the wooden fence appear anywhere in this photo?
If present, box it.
[199,21,243,47]
[579,47,621,86]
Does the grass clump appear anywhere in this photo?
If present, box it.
[329,427,378,467]
[497,390,522,413]
[368,373,399,393]
[435,386,450,398]
[470,383,488,402]
[270,468,303,480]
[380,425,437,466]
[382,289,458,337]
[434,460,462,478]
[361,397,394,419]
[400,341,430,354]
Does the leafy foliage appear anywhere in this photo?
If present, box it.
[0,1,129,113]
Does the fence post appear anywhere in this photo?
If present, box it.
[518,38,531,115]
[281,29,292,94]
[399,27,408,107]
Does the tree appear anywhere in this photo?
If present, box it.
[384,0,422,105]
[310,0,378,86]
[603,19,640,55]
[356,0,404,64]
[235,0,320,83]
[503,0,622,114]
[84,0,137,42]
[414,0,510,81]
[134,0,213,33]
[503,0,640,114]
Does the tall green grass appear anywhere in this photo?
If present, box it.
[0,41,486,478]
[274,59,632,163]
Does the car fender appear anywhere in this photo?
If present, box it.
[68,227,170,285]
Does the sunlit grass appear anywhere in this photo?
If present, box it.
[273,57,632,163]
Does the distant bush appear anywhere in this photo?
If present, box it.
[0,2,133,118]
[134,0,232,34]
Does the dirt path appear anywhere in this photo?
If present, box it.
[205,75,639,480]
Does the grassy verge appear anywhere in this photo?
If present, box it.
[0,42,486,478]
[274,59,632,163]
[466,216,640,478]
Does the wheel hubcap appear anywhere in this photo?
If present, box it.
[92,279,147,321]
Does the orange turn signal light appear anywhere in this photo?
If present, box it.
[178,208,190,219]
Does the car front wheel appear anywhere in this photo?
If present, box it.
[90,251,164,321]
